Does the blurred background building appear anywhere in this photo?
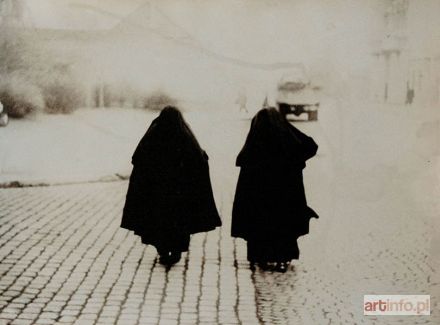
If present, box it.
[371,0,440,106]
[2,0,440,110]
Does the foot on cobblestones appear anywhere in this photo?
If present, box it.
[158,252,181,267]
[274,262,289,273]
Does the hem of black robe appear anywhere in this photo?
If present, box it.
[120,222,221,253]
[120,228,190,253]
[120,222,220,236]
[247,240,300,262]
[247,253,300,263]
[231,205,318,241]
[141,237,190,253]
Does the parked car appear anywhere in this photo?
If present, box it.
[0,101,8,127]
[276,65,320,121]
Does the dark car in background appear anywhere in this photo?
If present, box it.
[276,65,320,121]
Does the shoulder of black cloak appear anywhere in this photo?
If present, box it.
[131,117,160,165]
[235,156,241,167]
[180,120,208,163]
[235,141,251,167]
[286,123,318,161]
[235,116,258,167]
[235,154,244,167]
[303,136,318,161]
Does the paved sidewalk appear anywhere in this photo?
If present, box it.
[0,181,438,325]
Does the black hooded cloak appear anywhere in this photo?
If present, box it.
[231,108,318,262]
[121,106,221,253]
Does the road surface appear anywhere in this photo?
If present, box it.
[0,106,438,324]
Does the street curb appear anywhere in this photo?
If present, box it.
[0,173,130,189]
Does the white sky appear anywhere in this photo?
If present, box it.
[21,0,385,80]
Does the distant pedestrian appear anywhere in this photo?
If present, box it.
[405,82,415,105]
[231,108,319,272]
[236,90,248,113]
[121,106,221,266]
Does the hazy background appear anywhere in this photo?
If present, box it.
[0,0,438,113]
[6,0,387,110]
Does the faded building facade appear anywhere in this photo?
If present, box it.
[14,2,263,109]
[371,0,440,106]
[0,0,22,26]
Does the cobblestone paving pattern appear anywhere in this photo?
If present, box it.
[0,180,437,325]
[1,113,439,324]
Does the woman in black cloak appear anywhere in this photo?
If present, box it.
[231,108,319,272]
[121,106,221,266]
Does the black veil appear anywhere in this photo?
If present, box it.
[236,108,317,168]
[132,106,206,166]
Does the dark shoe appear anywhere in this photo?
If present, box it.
[275,262,289,273]
[168,251,182,265]
[258,262,272,271]
[159,252,172,265]
[159,255,168,265]
[159,251,181,266]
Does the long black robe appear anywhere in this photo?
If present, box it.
[231,108,318,262]
[121,106,221,253]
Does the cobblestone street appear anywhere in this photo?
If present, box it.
[0,182,257,325]
[0,109,439,325]
[0,174,438,324]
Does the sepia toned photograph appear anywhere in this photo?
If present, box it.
[0,0,439,324]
